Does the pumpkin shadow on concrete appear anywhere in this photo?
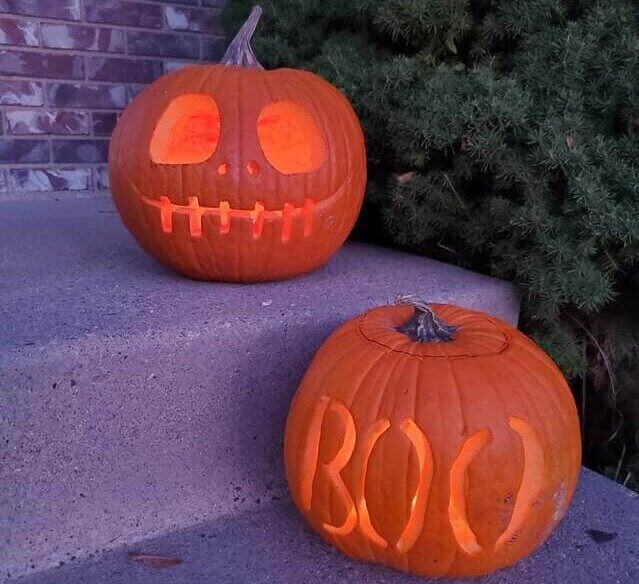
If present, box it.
[197,319,341,507]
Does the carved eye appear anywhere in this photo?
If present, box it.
[150,94,220,164]
[257,101,326,175]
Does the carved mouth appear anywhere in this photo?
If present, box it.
[140,194,313,242]
[134,178,350,242]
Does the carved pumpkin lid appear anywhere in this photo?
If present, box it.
[358,303,510,358]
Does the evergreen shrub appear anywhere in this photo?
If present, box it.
[225,0,639,490]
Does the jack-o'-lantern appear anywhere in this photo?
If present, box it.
[108,6,366,281]
[284,297,581,578]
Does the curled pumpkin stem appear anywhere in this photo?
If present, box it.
[395,294,458,343]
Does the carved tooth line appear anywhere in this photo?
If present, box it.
[250,202,265,239]
[144,195,316,239]
[158,196,174,233]
[187,196,205,237]
[219,201,230,234]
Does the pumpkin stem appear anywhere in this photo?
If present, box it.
[395,295,458,343]
[222,5,265,70]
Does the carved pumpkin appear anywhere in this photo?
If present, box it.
[108,6,366,281]
[284,298,581,578]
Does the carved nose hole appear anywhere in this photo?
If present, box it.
[246,161,260,176]
[217,163,229,176]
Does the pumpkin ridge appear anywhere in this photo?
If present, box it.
[499,344,582,475]
[476,349,578,558]
[291,69,364,239]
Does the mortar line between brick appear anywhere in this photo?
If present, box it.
[145,0,223,6]
[42,76,49,107]
[0,106,119,113]
[0,106,118,115]
[47,135,110,141]
[0,135,59,141]
[2,74,208,92]
[35,19,42,47]
[4,74,127,86]
[0,44,215,60]
[0,162,108,169]
[0,189,110,200]
[0,13,221,35]
[88,0,221,7]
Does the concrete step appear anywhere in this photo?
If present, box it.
[3,195,516,580]
[13,469,639,584]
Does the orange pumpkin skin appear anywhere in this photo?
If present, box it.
[284,303,581,578]
[108,10,365,282]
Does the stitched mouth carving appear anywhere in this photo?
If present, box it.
[140,194,314,242]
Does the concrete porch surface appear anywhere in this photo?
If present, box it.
[1,196,637,583]
[14,469,639,584]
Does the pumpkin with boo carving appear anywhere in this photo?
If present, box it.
[284,299,581,578]
[108,7,366,281]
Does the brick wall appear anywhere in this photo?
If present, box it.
[0,0,226,197]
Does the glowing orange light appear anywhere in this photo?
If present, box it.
[321,400,358,536]
[355,418,391,547]
[297,398,550,558]
[246,160,260,176]
[354,418,433,552]
[150,94,220,164]
[395,418,433,554]
[494,417,545,550]
[217,163,229,175]
[143,195,315,240]
[219,201,230,234]
[158,196,174,233]
[250,202,265,238]
[299,396,331,511]
[297,396,357,536]
[448,430,492,555]
[257,101,326,175]
[187,196,205,237]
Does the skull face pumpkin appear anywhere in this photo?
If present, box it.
[109,7,366,281]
